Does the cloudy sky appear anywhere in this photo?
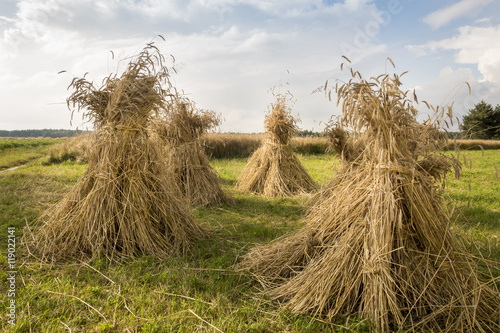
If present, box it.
[1,0,499,133]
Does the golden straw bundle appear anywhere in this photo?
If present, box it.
[154,98,228,206]
[24,43,204,260]
[239,62,499,332]
[236,95,316,197]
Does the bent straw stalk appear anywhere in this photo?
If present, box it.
[24,43,204,260]
[236,95,316,197]
[239,63,499,332]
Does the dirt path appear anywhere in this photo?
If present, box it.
[0,162,31,175]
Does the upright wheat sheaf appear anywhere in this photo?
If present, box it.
[24,43,204,260]
[236,95,317,197]
[153,97,228,207]
[239,61,500,332]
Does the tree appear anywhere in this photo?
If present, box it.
[461,101,500,139]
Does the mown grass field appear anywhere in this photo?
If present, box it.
[0,138,499,332]
[0,138,60,170]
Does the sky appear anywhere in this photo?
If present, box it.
[0,0,499,133]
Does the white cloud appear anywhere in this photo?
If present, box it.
[0,15,16,23]
[407,25,500,83]
[237,0,373,17]
[474,17,491,25]
[232,30,288,55]
[423,0,493,30]
[0,0,390,131]
[410,66,500,129]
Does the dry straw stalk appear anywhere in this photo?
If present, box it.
[239,61,499,332]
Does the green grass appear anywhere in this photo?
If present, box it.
[0,145,498,332]
[446,150,500,225]
[0,138,60,170]
[0,138,59,150]
[443,150,500,260]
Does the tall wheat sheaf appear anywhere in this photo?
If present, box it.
[239,62,500,332]
[24,44,204,260]
[236,94,316,197]
[153,98,228,206]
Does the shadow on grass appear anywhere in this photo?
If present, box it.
[218,176,235,186]
[454,205,500,232]
[194,193,307,240]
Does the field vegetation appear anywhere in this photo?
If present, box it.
[38,133,500,166]
[0,137,498,332]
[0,138,60,170]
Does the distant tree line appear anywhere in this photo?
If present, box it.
[296,129,323,137]
[2,102,498,141]
[447,132,461,139]
[0,129,89,138]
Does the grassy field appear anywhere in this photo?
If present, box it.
[40,133,500,163]
[0,138,60,170]
[0,142,498,332]
[443,150,500,260]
